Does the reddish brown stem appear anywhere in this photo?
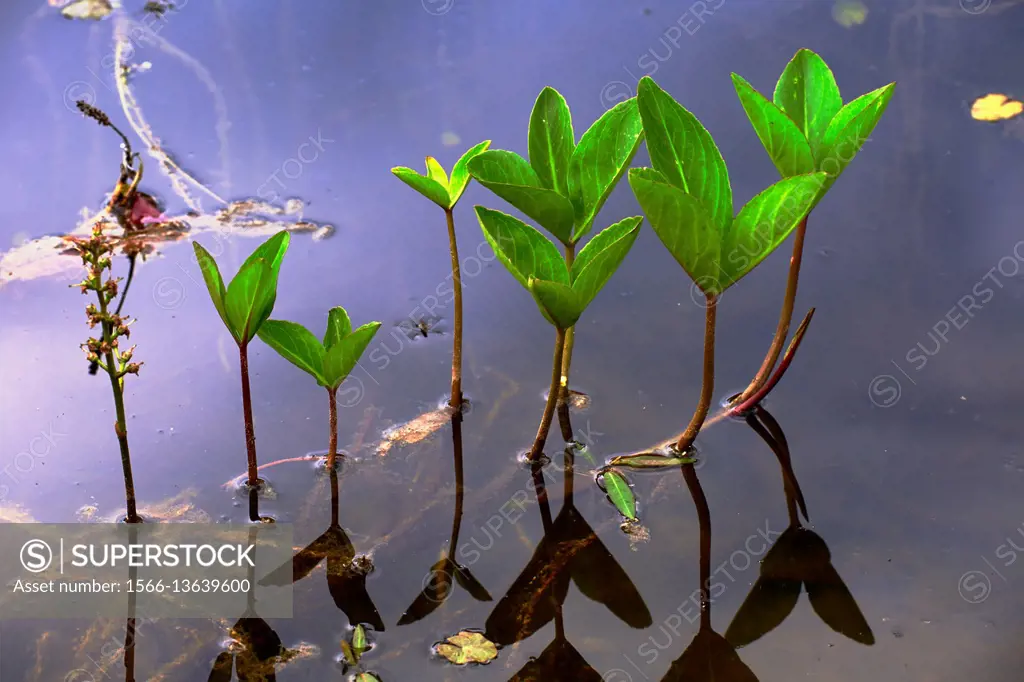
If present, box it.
[676,294,717,452]
[528,327,567,462]
[445,208,463,409]
[729,308,814,416]
[238,342,259,488]
[327,387,339,471]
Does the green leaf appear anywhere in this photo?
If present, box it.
[474,206,568,291]
[636,76,732,231]
[529,278,581,329]
[570,215,642,311]
[355,674,382,682]
[425,156,449,188]
[468,150,575,244]
[720,173,828,289]
[567,97,644,242]
[323,306,352,349]
[448,140,491,207]
[436,631,498,665]
[225,258,276,343]
[731,73,816,178]
[340,641,358,667]
[607,453,696,469]
[528,87,575,196]
[392,166,451,208]
[601,470,637,520]
[352,624,367,655]
[242,230,290,279]
[322,321,381,390]
[257,320,326,385]
[628,167,722,294]
[192,241,231,332]
[815,83,895,192]
[773,48,843,155]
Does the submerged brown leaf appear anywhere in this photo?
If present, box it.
[376,405,456,456]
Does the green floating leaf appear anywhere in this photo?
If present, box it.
[529,278,581,330]
[475,206,568,291]
[567,97,644,241]
[355,673,382,682]
[628,167,722,293]
[601,470,637,520]
[528,87,575,196]
[257,320,326,385]
[721,172,829,287]
[435,631,498,665]
[815,83,895,193]
[731,73,816,178]
[192,241,231,332]
[352,623,367,656]
[636,76,733,231]
[391,166,451,209]
[340,640,358,667]
[570,215,643,311]
[607,453,695,469]
[773,48,843,156]
[323,321,382,390]
[448,140,491,207]
[468,150,576,245]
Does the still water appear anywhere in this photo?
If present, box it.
[2,0,1024,679]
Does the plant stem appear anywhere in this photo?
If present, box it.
[448,411,465,550]
[675,294,718,452]
[733,216,809,405]
[327,387,339,471]
[98,296,139,523]
[528,327,567,462]
[237,342,259,488]
[682,463,711,629]
[559,243,576,401]
[445,208,463,409]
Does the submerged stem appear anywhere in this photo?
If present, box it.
[559,243,576,401]
[675,294,718,452]
[238,342,259,488]
[733,216,809,405]
[528,327,567,462]
[327,387,339,471]
[445,208,463,409]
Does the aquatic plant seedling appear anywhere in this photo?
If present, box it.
[729,48,895,408]
[391,140,491,410]
[193,230,290,490]
[66,222,144,523]
[628,75,827,452]
[475,206,642,460]
[257,306,381,471]
[468,88,644,407]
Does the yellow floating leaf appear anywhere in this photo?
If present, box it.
[435,631,497,665]
[971,93,1023,122]
[60,0,113,20]
[832,0,867,28]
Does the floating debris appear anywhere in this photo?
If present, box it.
[60,0,113,20]
[971,93,1023,122]
[434,631,497,665]
[375,405,456,456]
[832,0,867,27]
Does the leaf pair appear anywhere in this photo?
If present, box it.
[732,48,895,204]
[628,77,828,296]
[257,307,381,391]
[193,231,290,345]
[391,141,492,210]
[468,87,644,245]
[476,208,642,329]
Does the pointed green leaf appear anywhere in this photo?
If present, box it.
[815,83,895,192]
[355,674,382,682]
[720,173,828,289]
[225,258,274,343]
[391,166,451,208]
[352,623,367,655]
[773,48,843,155]
[528,87,575,196]
[425,156,449,188]
[474,206,568,292]
[257,319,326,385]
[601,470,637,520]
[323,306,352,349]
[192,241,231,333]
[322,321,381,389]
[636,76,732,231]
[448,140,491,207]
[731,73,816,178]
[468,150,575,244]
[340,641,358,667]
[628,167,722,294]
[570,216,642,311]
[607,453,696,469]
[528,278,581,329]
[567,97,644,242]
[242,230,290,278]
